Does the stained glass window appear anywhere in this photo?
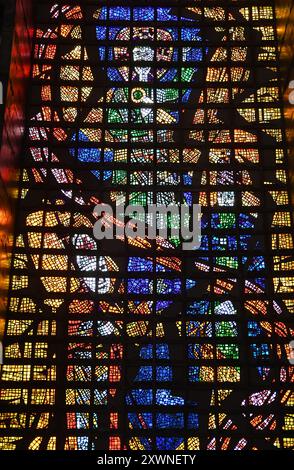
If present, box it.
[0,1,293,451]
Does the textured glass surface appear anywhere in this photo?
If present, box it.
[0,2,293,451]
